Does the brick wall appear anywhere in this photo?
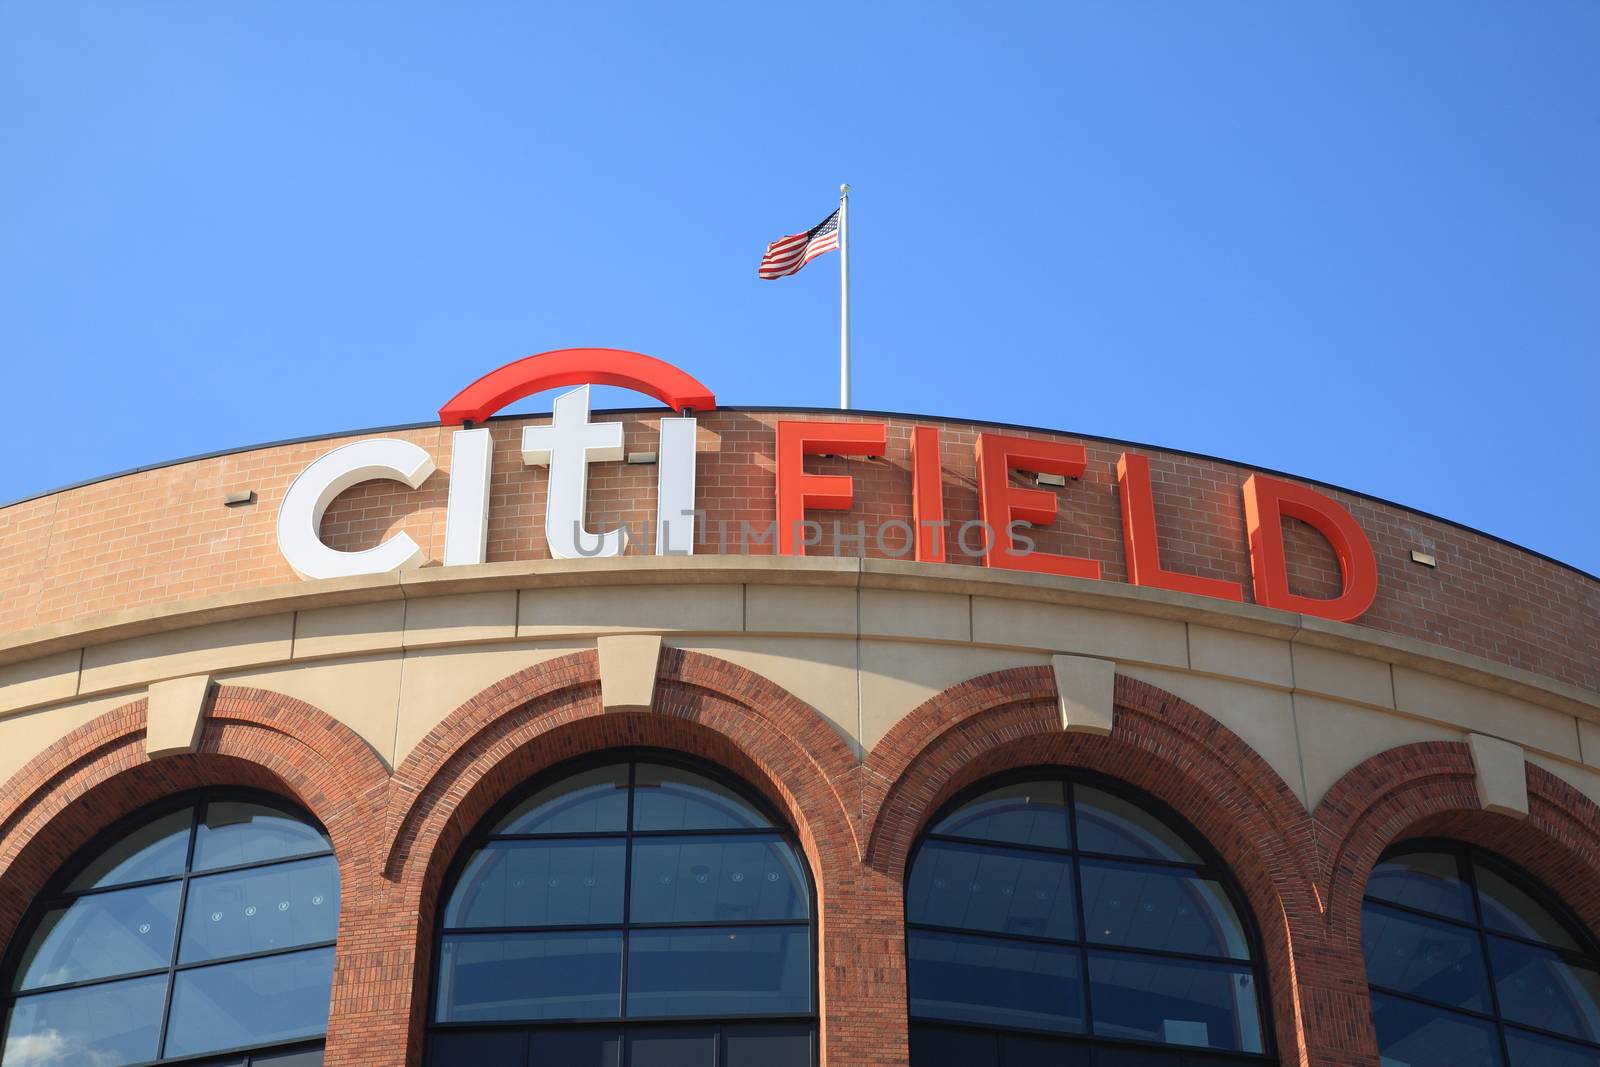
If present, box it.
[0,410,1594,691]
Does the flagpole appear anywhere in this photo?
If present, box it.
[838,183,851,410]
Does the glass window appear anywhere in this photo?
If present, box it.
[1364,843,1600,1067]
[430,754,815,1065]
[907,773,1269,1063]
[1,794,339,1066]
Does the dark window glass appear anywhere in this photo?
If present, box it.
[445,840,626,929]
[2,795,340,1065]
[163,946,335,1058]
[1477,862,1580,949]
[192,802,331,872]
[629,836,807,924]
[436,932,623,1022]
[625,1025,714,1066]
[179,855,339,964]
[1366,851,1474,923]
[1073,786,1199,863]
[1,973,166,1066]
[906,773,1267,1064]
[905,840,1076,940]
[1370,991,1503,1067]
[1505,1028,1600,1067]
[65,809,192,892]
[929,781,1070,850]
[252,1048,326,1067]
[1086,950,1262,1052]
[908,1023,1000,1067]
[1487,936,1600,1043]
[626,926,809,1018]
[721,1021,811,1067]
[495,765,630,836]
[1079,860,1248,960]
[907,929,1084,1034]
[430,757,814,1063]
[13,882,180,990]
[428,1029,528,1067]
[1362,901,1490,1012]
[1365,844,1600,1067]
[632,764,771,831]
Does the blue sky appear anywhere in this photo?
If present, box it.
[2,2,1596,573]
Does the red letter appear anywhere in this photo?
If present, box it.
[775,421,887,556]
[912,426,946,563]
[1242,473,1378,622]
[975,433,1100,579]
[1116,452,1244,602]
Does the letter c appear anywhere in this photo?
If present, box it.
[277,439,437,580]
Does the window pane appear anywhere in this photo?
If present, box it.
[1366,851,1474,923]
[528,1027,621,1067]
[1506,1028,1600,1067]
[1087,950,1262,1053]
[444,840,625,929]
[721,1022,812,1067]
[163,946,335,1057]
[1362,901,1490,1011]
[427,1030,527,1067]
[908,1023,1000,1067]
[66,808,192,892]
[1370,991,1503,1067]
[930,781,1070,850]
[253,1047,325,1067]
[625,1025,714,1067]
[625,926,810,1017]
[906,929,1084,1034]
[13,882,180,990]
[1080,859,1249,960]
[1488,936,1600,1043]
[632,764,771,831]
[1,974,166,1067]
[435,932,621,1022]
[192,802,330,872]
[494,765,630,836]
[1073,787,1199,864]
[180,855,340,964]
[1475,862,1580,949]
[906,840,1076,941]
[629,836,807,924]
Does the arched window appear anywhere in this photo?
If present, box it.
[1,792,339,1067]
[904,772,1272,1066]
[429,752,816,1067]
[1363,840,1600,1067]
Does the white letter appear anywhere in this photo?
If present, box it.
[521,385,626,558]
[277,439,436,580]
[443,428,493,566]
[655,416,697,555]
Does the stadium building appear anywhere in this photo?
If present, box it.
[0,349,1595,1067]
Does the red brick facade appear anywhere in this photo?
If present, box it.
[3,655,1596,1066]
[2,410,1595,692]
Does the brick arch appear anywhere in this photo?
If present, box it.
[1313,743,1600,948]
[0,685,391,1067]
[371,646,866,1067]
[862,667,1325,1066]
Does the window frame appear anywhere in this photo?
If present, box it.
[0,787,338,1067]
[425,748,820,1066]
[1364,836,1600,1065]
[903,767,1278,1064]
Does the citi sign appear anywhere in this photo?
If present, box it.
[277,349,1379,623]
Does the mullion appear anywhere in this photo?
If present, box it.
[619,759,636,1021]
[156,801,201,1060]
[442,919,807,937]
[922,831,1214,874]
[1371,982,1600,1053]
[46,845,337,909]
[906,920,1252,969]
[910,1017,1278,1062]
[1067,782,1096,1040]
[1464,846,1518,1067]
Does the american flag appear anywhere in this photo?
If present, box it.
[757,209,840,279]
